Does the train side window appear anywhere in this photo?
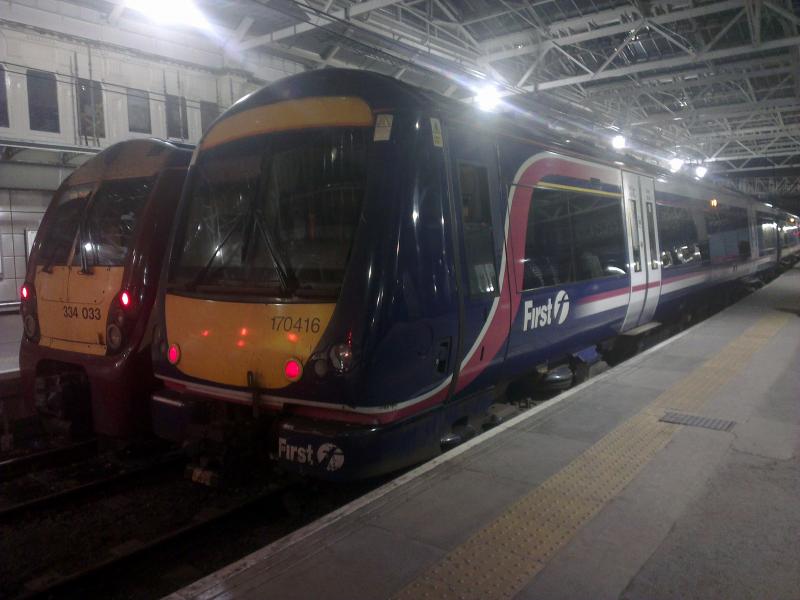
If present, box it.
[457,163,497,295]
[200,101,220,134]
[27,69,60,133]
[0,65,8,128]
[524,186,627,290]
[77,78,105,139]
[127,88,151,134]
[166,94,189,139]
[756,212,777,256]
[656,203,700,268]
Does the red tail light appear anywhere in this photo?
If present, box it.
[168,343,181,365]
[120,291,131,308]
[21,284,29,301]
[284,358,303,381]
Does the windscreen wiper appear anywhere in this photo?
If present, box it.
[188,213,247,290]
[252,212,295,294]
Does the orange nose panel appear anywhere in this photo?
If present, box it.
[164,294,335,389]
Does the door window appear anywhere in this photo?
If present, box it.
[646,202,659,269]
[457,163,497,295]
[630,200,642,272]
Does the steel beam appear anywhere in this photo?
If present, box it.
[238,0,406,50]
[521,36,800,92]
[482,0,744,63]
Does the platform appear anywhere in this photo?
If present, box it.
[0,312,21,379]
[171,268,800,600]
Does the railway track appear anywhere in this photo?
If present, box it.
[0,450,184,523]
[17,483,285,599]
[0,439,98,482]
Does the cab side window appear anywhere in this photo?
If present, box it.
[458,163,497,295]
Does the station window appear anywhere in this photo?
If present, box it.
[458,163,497,295]
[0,65,8,128]
[656,203,701,268]
[26,69,60,133]
[127,88,151,134]
[77,78,105,139]
[200,101,219,134]
[523,185,627,290]
[166,94,189,139]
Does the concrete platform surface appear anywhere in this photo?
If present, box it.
[169,268,800,600]
[0,312,21,376]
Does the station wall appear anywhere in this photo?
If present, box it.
[0,24,303,306]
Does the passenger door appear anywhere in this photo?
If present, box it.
[446,127,510,397]
[621,172,661,330]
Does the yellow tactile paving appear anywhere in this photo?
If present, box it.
[395,312,789,600]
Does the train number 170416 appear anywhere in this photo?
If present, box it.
[270,316,321,333]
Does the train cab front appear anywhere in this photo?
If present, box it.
[19,140,190,439]
[151,77,446,481]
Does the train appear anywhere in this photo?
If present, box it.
[19,139,191,438]
[148,69,799,481]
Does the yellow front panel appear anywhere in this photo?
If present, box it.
[165,294,336,389]
[201,97,374,150]
[35,265,124,351]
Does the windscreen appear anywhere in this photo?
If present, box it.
[37,178,152,270]
[170,127,369,297]
[85,177,152,266]
[37,184,94,268]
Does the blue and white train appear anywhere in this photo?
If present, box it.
[150,69,800,481]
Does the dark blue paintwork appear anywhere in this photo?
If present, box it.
[150,69,786,481]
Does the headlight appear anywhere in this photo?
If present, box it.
[107,323,123,351]
[23,315,38,339]
[329,343,353,373]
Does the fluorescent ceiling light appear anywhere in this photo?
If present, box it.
[125,0,210,29]
[695,165,707,178]
[611,134,626,149]
[475,85,500,112]
[669,157,684,173]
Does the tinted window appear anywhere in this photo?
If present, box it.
[458,163,497,295]
[200,101,219,134]
[0,65,8,128]
[706,204,749,260]
[166,94,189,139]
[77,78,105,139]
[656,203,701,268]
[756,212,777,255]
[127,88,151,134]
[85,178,152,266]
[524,186,627,290]
[645,202,659,269]
[171,128,369,297]
[27,70,60,132]
[37,186,93,267]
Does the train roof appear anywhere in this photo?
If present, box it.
[220,69,776,211]
[66,138,192,186]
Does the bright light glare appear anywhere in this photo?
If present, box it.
[695,165,708,178]
[611,134,626,150]
[669,157,684,172]
[125,0,209,29]
[475,85,500,112]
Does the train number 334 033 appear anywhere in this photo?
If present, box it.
[63,305,102,320]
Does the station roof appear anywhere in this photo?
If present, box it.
[6,0,800,208]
